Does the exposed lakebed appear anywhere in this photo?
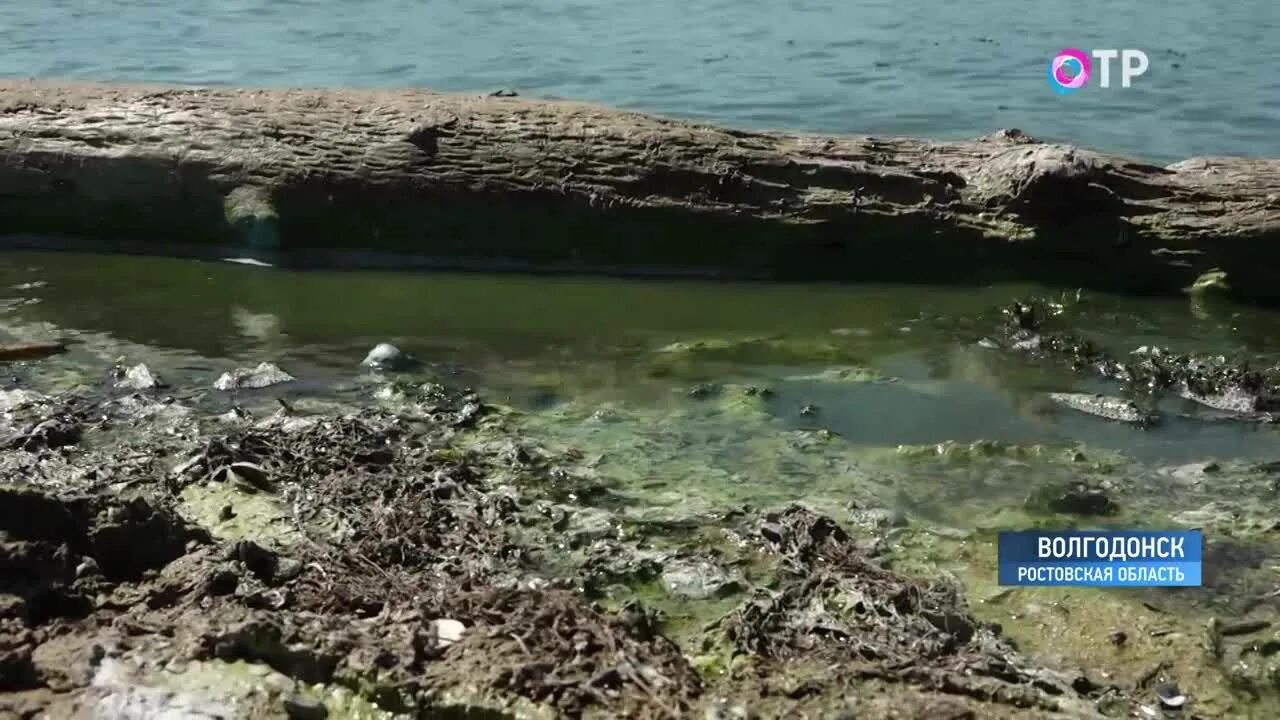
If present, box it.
[4,251,1280,718]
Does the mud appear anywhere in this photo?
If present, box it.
[0,360,1130,719]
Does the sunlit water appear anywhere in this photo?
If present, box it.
[4,250,1279,483]
[1,1,1277,162]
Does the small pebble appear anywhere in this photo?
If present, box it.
[219,504,235,521]
[687,384,716,399]
[799,404,819,417]
[1108,629,1127,646]
[1155,681,1187,709]
[432,618,466,647]
[75,557,100,579]
[282,695,328,720]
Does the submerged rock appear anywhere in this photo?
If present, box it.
[785,366,893,384]
[1027,481,1117,516]
[846,504,909,532]
[4,416,81,451]
[0,387,42,412]
[1186,268,1229,295]
[1172,502,1239,528]
[214,362,294,391]
[1047,392,1155,425]
[660,557,743,600]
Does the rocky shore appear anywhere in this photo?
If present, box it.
[0,355,1124,719]
[1,81,1278,301]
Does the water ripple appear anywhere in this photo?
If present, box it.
[0,0,1276,161]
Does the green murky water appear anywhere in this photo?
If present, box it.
[6,250,1280,484]
[7,249,1280,550]
[7,250,1280,715]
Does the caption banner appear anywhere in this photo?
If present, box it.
[998,530,1202,587]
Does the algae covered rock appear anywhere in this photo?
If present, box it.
[1026,480,1117,516]
[1046,392,1156,425]
[784,366,894,384]
[1186,268,1230,295]
[659,556,744,600]
[647,335,863,379]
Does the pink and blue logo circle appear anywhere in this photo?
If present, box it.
[1048,48,1091,94]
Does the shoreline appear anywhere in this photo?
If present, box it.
[0,355,1114,718]
[4,291,1280,716]
[1,80,1277,302]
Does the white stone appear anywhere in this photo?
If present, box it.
[116,363,160,390]
[363,343,414,370]
[214,362,294,391]
[431,618,466,647]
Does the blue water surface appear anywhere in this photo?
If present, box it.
[1,1,1276,162]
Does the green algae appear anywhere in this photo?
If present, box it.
[1187,268,1231,295]
[782,365,895,384]
[152,659,403,719]
[178,482,303,549]
[499,374,1280,712]
[644,334,868,382]
[651,335,862,364]
[12,260,1280,716]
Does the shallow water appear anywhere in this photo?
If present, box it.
[1,1,1277,162]
[8,250,1280,714]
[4,249,1280,471]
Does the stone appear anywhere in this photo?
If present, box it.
[431,618,466,647]
[218,406,252,423]
[361,342,416,371]
[214,362,294,391]
[1171,502,1237,527]
[848,507,909,531]
[687,383,718,399]
[213,462,273,493]
[1155,681,1187,709]
[1047,392,1155,424]
[0,388,41,411]
[115,363,162,390]
[283,695,328,720]
[554,505,617,543]
[1027,481,1117,516]
[660,557,743,600]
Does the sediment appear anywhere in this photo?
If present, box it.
[0,368,1115,718]
[1,81,1278,300]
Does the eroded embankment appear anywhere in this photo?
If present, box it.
[0,81,1278,300]
[0,365,1113,719]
